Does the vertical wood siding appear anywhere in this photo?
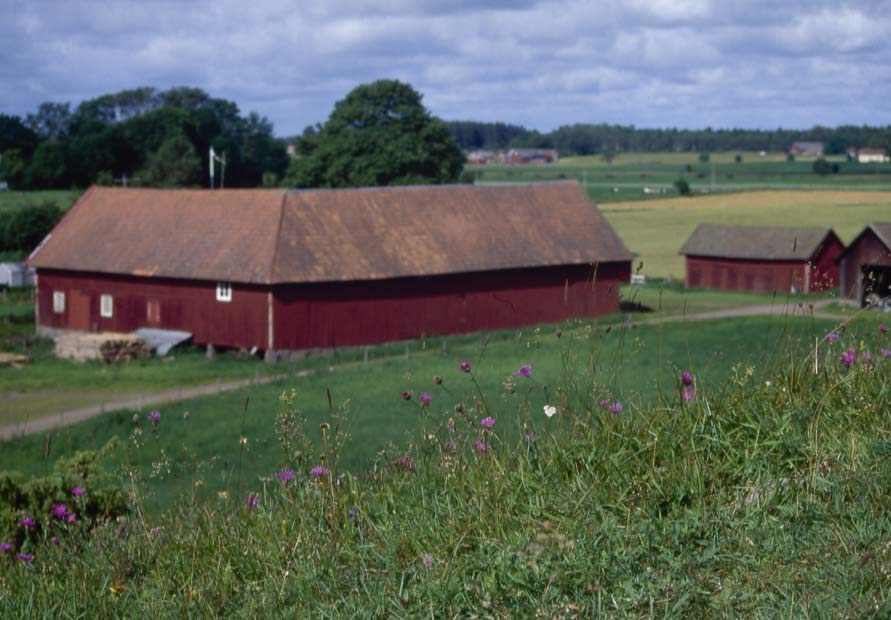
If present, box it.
[36,270,270,349]
[272,263,629,350]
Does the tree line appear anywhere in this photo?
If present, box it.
[0,87,288,190]
[446,121,891,156]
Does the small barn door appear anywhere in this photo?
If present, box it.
[146,299,161,326]
[69,291,91,331]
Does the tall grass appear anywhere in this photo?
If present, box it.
[1,317,891,617]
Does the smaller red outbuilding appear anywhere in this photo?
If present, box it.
[836,223,891,306]
[680,223,844,294]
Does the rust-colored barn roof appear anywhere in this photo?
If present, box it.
[679,223,840,261]
[29,182,632,284]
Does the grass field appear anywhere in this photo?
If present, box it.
[3,310,891,616]
[0,311,860,516]
[471,151,891,204]
[600,190,891,279]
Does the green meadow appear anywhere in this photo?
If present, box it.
[0,310,856,515]
[2,309,891,617]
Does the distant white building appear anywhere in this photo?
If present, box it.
[0,262,36,288]
[857,148,890,163]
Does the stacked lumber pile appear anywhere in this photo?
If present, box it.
[55,333,151,363]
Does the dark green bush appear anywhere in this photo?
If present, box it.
[0,202,63,254]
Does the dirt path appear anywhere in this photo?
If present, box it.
[0,369,315,441]
[0,299,845,440]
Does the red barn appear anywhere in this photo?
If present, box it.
[680,224,843,294]
[837,223,891,306]
[28,182,632,359]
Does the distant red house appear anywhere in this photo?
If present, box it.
[837,223,891,305]
[680,224,843,294]
[28,182,632,358]
[506,149,559,164]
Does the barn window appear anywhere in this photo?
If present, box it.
[53,291,65,313]
[100,294,113,318]
[216,282,232,303]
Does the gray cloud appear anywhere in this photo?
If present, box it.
[1,0,889,135]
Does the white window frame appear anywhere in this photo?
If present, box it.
[53,291,65,314]
[100,294,113,318]
[216,282,232,303]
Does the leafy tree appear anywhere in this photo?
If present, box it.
[25,102,72,140]
[27,141,70,188]
[0,202,63,253]
[286,80,464,188]
[0,149,27,189]
[812,158,832,176]
[0,115,38,158]
[698,152,710,163]
[136,132,202,187]
[674,177,692,196]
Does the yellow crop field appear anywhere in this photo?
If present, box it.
[600,190,891,279]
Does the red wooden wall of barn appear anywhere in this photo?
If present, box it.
[685,251,840,295]
[839,230,891,302]
[272,262,629,350]
[36,270,270,349]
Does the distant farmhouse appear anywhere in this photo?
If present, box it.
[506,149,559,164]
[466,150,497,165]
[0,262,35,288]
[28,182,632,358]
[465,149,559,165]
[788,142,824,157]
[680,224,843,294]
[857,148,890,164]
[837,223,891,306]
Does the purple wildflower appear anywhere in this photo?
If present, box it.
[16,553,33,563]
[523,432,535,443]
[610,402,623,414]
[66,513,77,524]
[51,536,60,546]
[682,371,693,386]
[682,386,696,402]
[840,348,856,367]
[71,486,86,498]
[0,543,12,554]
[397,456,415,472]
[882,349,891,358]
[480,417,496,430]
[401,390,412,401]
[514,364,532,378]
[421,554,433,568]
[243,493,259,508]
[881,324,887,334]
[50,504,69,520]
[147,410,161,423]
[825,332,840,342]
[460,361,471,373]
[419,392,432,407]
[148,527,161,539]
[275,468,295,483]
[474,440,487,452]
[18,516,36,529]
[862,352,872,363]
[310,466,329,479]
[348,507,358,520]
[599,399,610,409]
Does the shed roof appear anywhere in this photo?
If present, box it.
[679,223,840,261]
[836,222,891,261]
[29,182,632,285]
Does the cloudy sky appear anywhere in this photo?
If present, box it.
[3,0,890,136]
